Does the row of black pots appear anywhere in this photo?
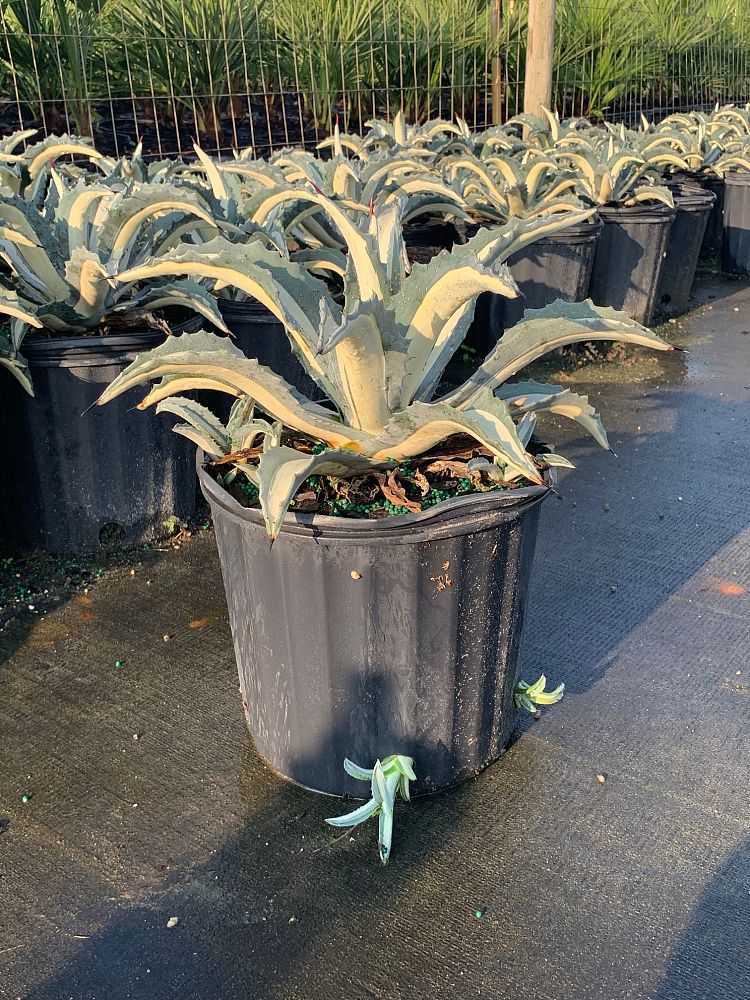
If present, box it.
[2,183,747,806]
[0,193,715,556]
[463,189,717,351]
[683,170,750,276]
[0,194,718,800]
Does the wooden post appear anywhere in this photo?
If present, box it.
[524,0,556,118]
[491,0,503,124]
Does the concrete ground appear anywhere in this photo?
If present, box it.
[1,278,749,1000]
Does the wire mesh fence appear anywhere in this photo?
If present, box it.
[0,0,748,159]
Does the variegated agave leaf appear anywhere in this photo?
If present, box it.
[21,134,113,205]
[113,278,229,332]
[444,299,672,409]
[290,247,347,278]
[0,182,234,335]
[0,288,43,338]
[155,397,231,458]
[0,128,38,158]
[97,329,372,451]
[316,122,370,159]
[95,184,219,268]
[0,332,33,394]
[325,754,415,864]
[514,674,565,713]
[399,210,597,404]
[153,396,279,490]
[372,392,541,482]
[110,236,345,406]
[258,445,393,539]
[496,379,609,449]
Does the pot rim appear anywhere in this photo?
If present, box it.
[723,170,750,187]
[599,201,676,221]
[463,215,602,241]
[21,329,166,368]
[198,451,552,543]
[672,189,717,212]
[513,216,604,247]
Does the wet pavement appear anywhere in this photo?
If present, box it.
[1,278,749,1000]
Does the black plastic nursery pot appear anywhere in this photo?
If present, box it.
[656,185,716,317]
[218,299,321,399]
[199,461,551,798]
[699,174,725,257]
[468,218,603,357]
[402,219,457,264]
[0,332,194,554]
[721,172,750,276]
[589,202,676,326]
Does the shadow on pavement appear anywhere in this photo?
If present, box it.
[655,837,750,999]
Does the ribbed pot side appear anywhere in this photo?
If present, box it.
[0,332,194,554]
[657,187,715,317]
[722,172,750,276]
[699,174,725,257]
[589,202,676,325]
[200,464,550,798]
[218,299,321,400]
[469,219,602,354]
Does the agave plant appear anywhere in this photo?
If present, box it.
[514,674,565,716]
[0,180,229,347]
[709,103,750,137]
[647,122,734,176]
[444,152,584,222]
[504,107,597,150]
[317,111,471,160]
[154,394,282,489]
[713,137,750,176]
[0,131,113,204]
[242,147,469,258]
[553,138,675,207]
[96,190,672,538]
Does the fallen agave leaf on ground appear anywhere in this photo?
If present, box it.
[325,754,416,864]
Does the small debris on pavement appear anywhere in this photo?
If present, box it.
[163,634,170,642]
[166,916,179,928]
[21,793,31,803]
[115,659,125,668]
[132,733,140,741]
[350,570,362,580]
[596,773,607,784]
[609,584,618,594]
[474,908,485,919]
[603,504,610,512]
[288,916,298,924]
